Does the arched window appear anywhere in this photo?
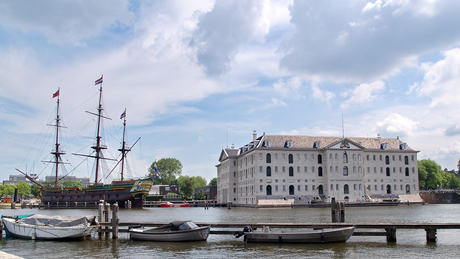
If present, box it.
[385,155,390,165]
[343,153,348,163]
[330,184,334,191]
[386,167,390,177]
[344,184,349,194]
[386,185,391,194]
[266,153,271,163]
[289,166,294,177]
[404,156,409,165]
[318,185,324,195]
[318,154,322,164]
[266,185,272,195]
[288,154,293,164]
[266,166,271,177]
[406,184,411,194]
[405,167,409,176]
[330,166,333,173]
[329,154,333,160]
[352,154,356,161]
[289,185,295,195]
[318,167,323,177]
[343,166,348,176]
[336,184,339,191]
[335,153,338,160]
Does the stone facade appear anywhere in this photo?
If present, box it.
[216,133,419,206]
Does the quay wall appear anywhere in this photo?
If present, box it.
[420,192,460,204]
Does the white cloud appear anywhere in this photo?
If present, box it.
[273,76,303,98]
[375,113,418,138]
[279,0,460,83]
[419,48,460,107]
[341,80,385,109]
[0,0,134,45]
[312,85,336,103]
[271,97,287,106]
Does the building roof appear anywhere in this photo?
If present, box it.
[219,134,417,162]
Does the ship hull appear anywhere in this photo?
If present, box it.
[40,180,153,208]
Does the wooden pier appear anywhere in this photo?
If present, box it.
[96,201,460,243]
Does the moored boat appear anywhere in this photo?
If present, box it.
[129,221,210,241]
[2,214,98,240]
[242,226,355,243]
[160,202,190,207]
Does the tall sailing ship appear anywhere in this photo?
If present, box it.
[18,76,153,208]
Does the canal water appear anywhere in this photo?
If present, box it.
[1,204,460,258]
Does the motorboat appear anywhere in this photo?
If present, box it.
[160,202,190,207]
[242,226,355,243]
[129,221,210,241]
[2,214,98,240]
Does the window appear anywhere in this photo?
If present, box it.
[282,166,286,173]
[336,184,339,191]
[380,155,382,161]
[367,155,369,160]
[259,153,262,160]
[318,154,322,164]
[386,167,390,177]
[404,156,409,165]
[335,154,338,160]
[275,166,278,173]
[297,166,300,173]
[289,167,294,177]
[343,153,348,163]
[259,166,263,173]
[266,166,271,177]
[260,185,263,192]
[297,185,301,191]
[330,184,334,191]
[344,184,349,194]
[386,185,391,194]
[305,185,308,191]
[373,155,376,161]
[343,166,348,176]
[266,153,271,163]
[304,166,308,173]
[289,185,295,195]
[329,154,333,160]
[385,155,390,165]
[352,154,356,161]
[275,153,278,160]
[318,185,324,195]
[288,154,293,163]
[266,185,272,195]
[318,167,323,177]
[406,184,411,194]
[285,140,292,148]
[405,167,409,176]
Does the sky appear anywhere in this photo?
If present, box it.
[2,0,460,184]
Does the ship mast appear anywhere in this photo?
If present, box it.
[74,75,115,184]
[52,88,64,187]
[118,109,130,181]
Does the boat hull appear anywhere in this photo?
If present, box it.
[160,203,190,208]
[244,226,355,243]
[40,179,153,208]
[2,218,97,240]
[130,226,210,242]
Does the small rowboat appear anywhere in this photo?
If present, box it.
[129,221,210,242]
[242,226,355,243]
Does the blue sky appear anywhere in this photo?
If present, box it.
[2,0,460,184]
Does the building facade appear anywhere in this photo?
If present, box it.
[216,133,419,206]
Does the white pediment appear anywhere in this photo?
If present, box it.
[329,139,362,149]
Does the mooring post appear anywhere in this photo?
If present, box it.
[104,201,111,237]
[425,228,437,242]
[227,202,232,209]
[112,203,119,239]
[98,200,104,238]
[385,227,397,242]
[340,202,345,223]
[331,197,337,222]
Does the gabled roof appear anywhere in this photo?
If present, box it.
[255,135,414,151]
[218,148,240,162]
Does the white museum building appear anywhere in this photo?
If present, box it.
[216,132,419,206]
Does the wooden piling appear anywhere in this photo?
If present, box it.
[112,203,119,239]
[104,202,110,237]
[98,201,104,238]
[426,228,437,242]
[385,227,397,242]
[331,198,344,223]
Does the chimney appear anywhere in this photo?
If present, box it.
[253,130,257,141]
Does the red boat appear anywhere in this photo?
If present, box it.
[160,202,190,208]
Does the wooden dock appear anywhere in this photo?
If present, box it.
[95,201,459,243]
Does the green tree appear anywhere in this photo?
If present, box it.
[15,181,31,198]
[419,159,442,189]
[62,180,83,189]
[177,175,207,199]
[199,189,204,199]
[0,185,15,197]
[30,184,40,197]
[418,161,428,188]
[148,158,183,185]
[209,177,217,186]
